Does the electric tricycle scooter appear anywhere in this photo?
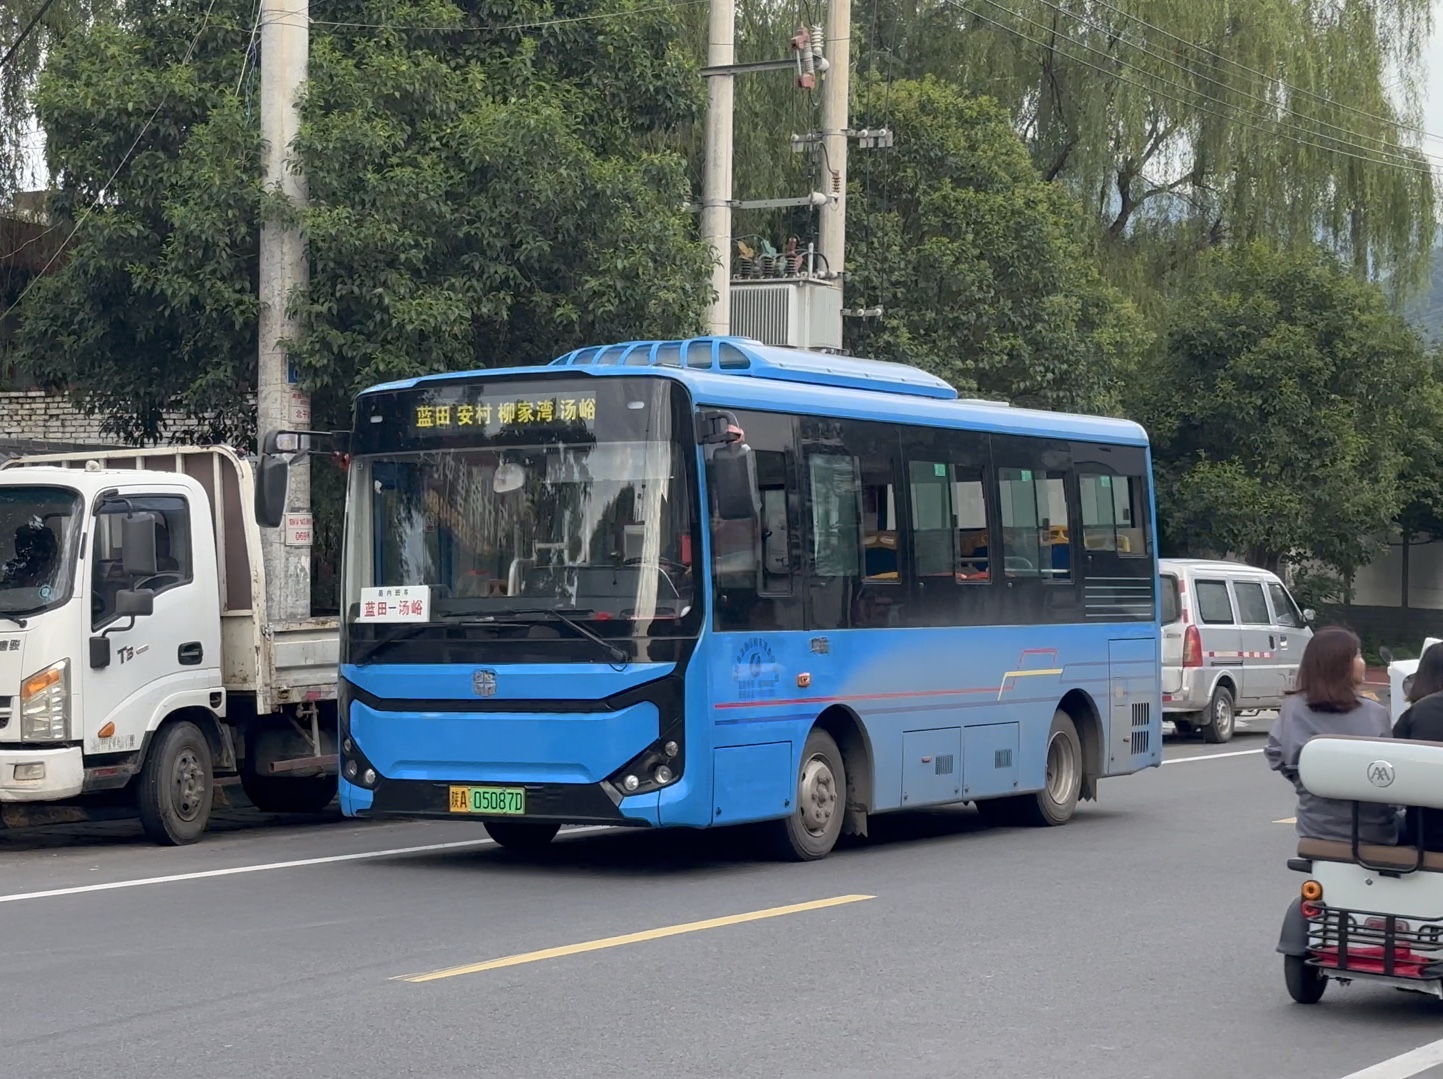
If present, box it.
[1279,734,1443,1003]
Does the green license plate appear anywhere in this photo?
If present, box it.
[449,785,525,815]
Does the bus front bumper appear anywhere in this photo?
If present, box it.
[340,773,661,826]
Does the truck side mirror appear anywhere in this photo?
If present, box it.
[1380,646,1395,665]
[711,444,759,521]
[115,588,155,618]
[255,455,289,529]
[1303,608,1316,624]
[121,514,158,577]
[89,636,111,669]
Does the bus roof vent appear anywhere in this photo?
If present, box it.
[548,336,958,400]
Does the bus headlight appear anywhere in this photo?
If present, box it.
[607,737,683,797]
[21,660,70,743]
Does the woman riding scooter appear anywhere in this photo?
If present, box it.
[1265,625,1398,845]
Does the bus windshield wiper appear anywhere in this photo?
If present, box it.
[481,607,629,666]
[353,622,434,664]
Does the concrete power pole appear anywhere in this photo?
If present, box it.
[701,0,735,335]
[818,0,849,296]
[258,0,311,622]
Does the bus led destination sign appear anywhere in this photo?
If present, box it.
[412,394,597,432]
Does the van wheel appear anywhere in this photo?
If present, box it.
[1201,685,1236,744]
[1284,955,1327,1004]
[136,721,214,846]
[771,729,846,861]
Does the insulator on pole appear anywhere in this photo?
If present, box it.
[811,24,824,60]
[792,25,815,89]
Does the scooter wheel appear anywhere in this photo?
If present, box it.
[1285,955,1327,1004]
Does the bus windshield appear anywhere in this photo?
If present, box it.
[344,376,698,628]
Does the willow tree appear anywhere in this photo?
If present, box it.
[859,0,1438,293]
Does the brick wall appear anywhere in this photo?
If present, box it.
[0,391,200,454]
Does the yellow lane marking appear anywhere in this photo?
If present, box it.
[1275,817,1296,824]
[396,893,876,983]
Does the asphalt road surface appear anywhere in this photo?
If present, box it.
[3,714,1442,1079]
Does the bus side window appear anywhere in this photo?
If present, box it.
[712,411,803,632]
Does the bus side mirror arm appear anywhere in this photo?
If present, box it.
[255,429,351,529]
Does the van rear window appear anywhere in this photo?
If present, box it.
[1160,574,1181,624]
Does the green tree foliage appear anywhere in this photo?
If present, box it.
[1139,242,1440,576]
[845,76,1148,413]
[17,0,712,440]
[859,0,1436,294]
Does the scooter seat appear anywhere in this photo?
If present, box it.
[1298,837,1443,873]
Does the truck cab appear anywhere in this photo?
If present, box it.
[0,448,339,844]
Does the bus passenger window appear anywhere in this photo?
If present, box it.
[1080,473,1148,556]
[862,468,898,581]
[999,468,1071,581]
[909,462,989,581]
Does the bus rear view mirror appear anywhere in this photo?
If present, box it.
[712,445,759,521]
[255,455,290,529]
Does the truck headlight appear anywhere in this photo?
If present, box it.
[21,660,70,743]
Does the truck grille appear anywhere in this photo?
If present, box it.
[0,695,10,729]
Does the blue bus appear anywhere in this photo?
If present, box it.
[298,336,1161,860]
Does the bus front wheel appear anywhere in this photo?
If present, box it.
[772,729,846,861]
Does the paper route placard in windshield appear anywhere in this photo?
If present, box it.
[357,585,432,622]
[411,393,598,433]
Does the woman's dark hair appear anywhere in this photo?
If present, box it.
[1290,625,1362,712]
[1408,642,1443,704]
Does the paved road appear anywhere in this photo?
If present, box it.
[1,716,1439,1079]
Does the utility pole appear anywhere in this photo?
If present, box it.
[817,0,849,295]
[258,0,311,621]
[701,0,735,335]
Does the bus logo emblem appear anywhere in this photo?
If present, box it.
[1368,761,1395,787]
[473,669,498,697]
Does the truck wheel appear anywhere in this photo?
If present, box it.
[1201,685,1236,744]
[771,728,846,861]
[1284,955,1327,1004]
[240,768,336,815]
[484,821,560,851]
[136,721,214,846]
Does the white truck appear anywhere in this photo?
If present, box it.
[0,445,339,843]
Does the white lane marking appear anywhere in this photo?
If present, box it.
[1338,1037,1443,1079]
[1161,748,1264,765]
[0,826,610,905]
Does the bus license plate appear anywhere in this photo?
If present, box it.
[449,786,525,816]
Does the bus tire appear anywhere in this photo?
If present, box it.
[485,821,560,851]
[1005,710,1083,828]
[136,720,214,846]
[773,729,846,861]
[1284,955,1327,1004]
[1200,684,1236,744]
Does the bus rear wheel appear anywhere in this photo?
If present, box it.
[485,821,560,851]
[772,729,846,861]
[979,711,1082,828]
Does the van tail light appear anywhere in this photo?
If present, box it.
[1183,625,1203,668]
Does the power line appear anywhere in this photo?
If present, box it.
[0,0,59,73]
[260,0,708,34]
[1075,0,1443,148]
[1022,0,1441,167]
[1,0,221,325]
[952,0,1434,178]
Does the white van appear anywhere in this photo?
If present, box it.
[1159,559,1315,743]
